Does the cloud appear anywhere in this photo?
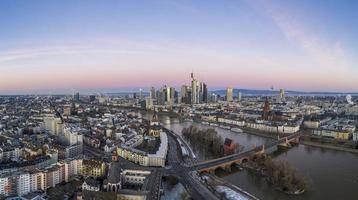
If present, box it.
[271,13,347,69]
[0,44,139,63]
[251,1,349,74]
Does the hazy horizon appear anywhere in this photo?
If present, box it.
[1,86,358,96]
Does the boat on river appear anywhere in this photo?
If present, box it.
[231,127,243,133]
[220,125,231,129]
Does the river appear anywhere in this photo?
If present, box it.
[140,112,358,200]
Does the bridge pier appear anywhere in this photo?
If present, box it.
[223,165,231,173]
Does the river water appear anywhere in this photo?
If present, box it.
[140,112,358,200]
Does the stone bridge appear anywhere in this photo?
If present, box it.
[191,133,301,174]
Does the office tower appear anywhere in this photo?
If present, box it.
[199,82,204,103]
[238,92,242,102]
[262,98,271,120]
[210,93,218,102]
[279,89,285,101]
[181,85,188,103]
[133,92,137,99]
[156,89,165,105]
[150,87,156,99]
[89,95,96,102]
[144,97,153,109]
[168,87,176,105]
[74,92,80,102]
[226,87,233,102]
[165,86,171,103]
[191,73,198,104]
[202,82,208,103]
[174,90,179,103]
[139,88,143,100]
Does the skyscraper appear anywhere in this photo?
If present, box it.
[74,92,80,102]
[203,83,208,103]
[238,92,242,102]
[279,89,285,101]
[191,73,198,104]
[139,88,143,100]
[226,87,233,102]
[156,89,165,105]
[150,87,156,99]
[181,85,188,103]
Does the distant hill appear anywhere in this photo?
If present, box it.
[210,89,358,97]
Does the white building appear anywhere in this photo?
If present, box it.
[63,126,83,146]
[121,169,151,185]
[226,87,233,102]
[0,177,9,196]
[82,178,100,192]
[147,132,168,167]
[218,117,245,127]
[353,132,358,141]
[42,114,63,135]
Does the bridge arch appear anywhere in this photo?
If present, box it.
[241,157,249,164]
[214,166,226,174]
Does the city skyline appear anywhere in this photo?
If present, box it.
[1,0,358,94]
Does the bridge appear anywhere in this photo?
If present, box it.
[191,132,301,174]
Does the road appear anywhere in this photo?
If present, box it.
[165,130,219,200]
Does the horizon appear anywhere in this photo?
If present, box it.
[1,0,358,94]
[1,86,358,96]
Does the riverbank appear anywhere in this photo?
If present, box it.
[241,127,279,140]
[300,140,358,154]
[193,118,279,140]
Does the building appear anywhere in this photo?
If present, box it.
[74,92,80,102]
[81,160,106,178]
[0,158,83,198]
[191,73,198,104]
[116,132,168,167]
[199,82,208,103]
[42,114,63,135]
[162,86,175,105]
[89,95,96,102]
[313,128,351,140]
[121,169,150,185]
[67,158,83,178]
[245,121,301,134]
[104,162,122,192]
[150,87,156,99]
[353,132,358,141]
[223,138,235,156]
[148,113,161,137]
[181,85,191,104]
[139,89,143,100]
[0,147,22,162]
[144,97,153,110]
[60,126,83,159]
[279,89,285,101]
[117,146,148,166]
[30,170,45,192]
[217,117,245,127]
[62,126,83,146]
[226,87,233,102]
[82,177,100,192]
[147,132,168,167]
[0,172,30,197]
[262,98,271,120]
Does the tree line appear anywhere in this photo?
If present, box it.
[182,125,241,158]
[250,154,309,194]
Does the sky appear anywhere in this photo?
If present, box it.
[1,0,358,94]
